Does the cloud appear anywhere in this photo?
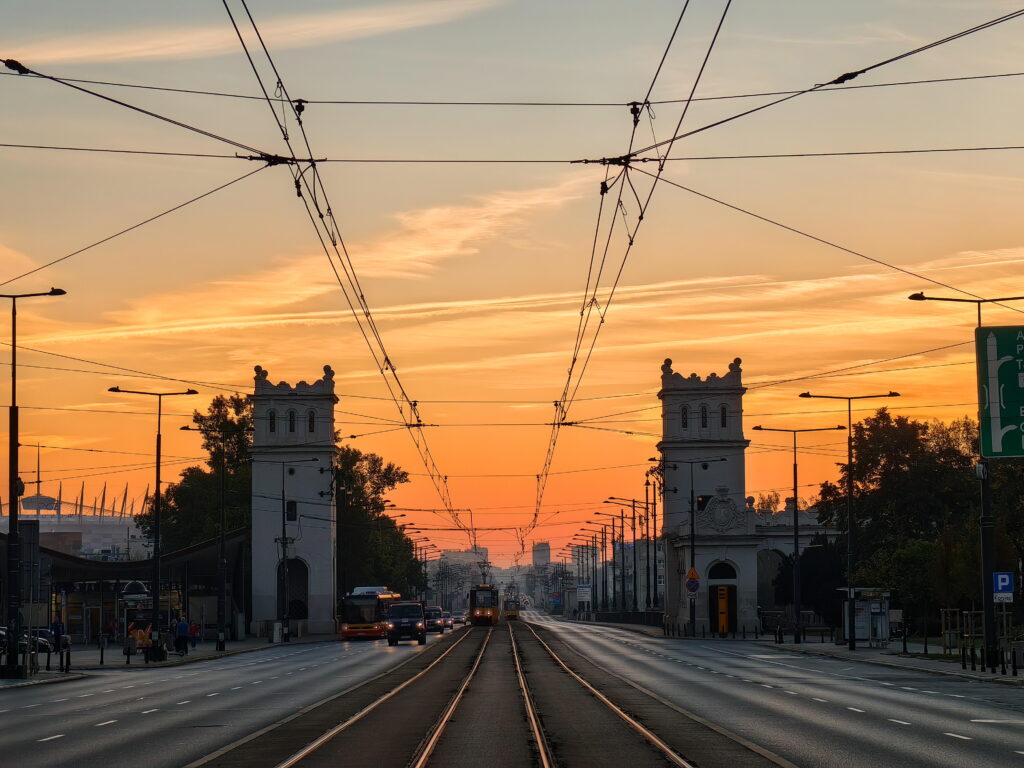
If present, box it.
[9,0,500,65]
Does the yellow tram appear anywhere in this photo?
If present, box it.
[469,584,500,626]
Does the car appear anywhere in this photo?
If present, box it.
[451,610,468,625]
[385,602,427,646]
[424,606,445,634]
[442,611,454,629]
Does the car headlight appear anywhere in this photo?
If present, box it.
[416,621,424,628]
[386,623,395,629]
[340,624,348,631]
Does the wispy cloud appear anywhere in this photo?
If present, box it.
[9,0,500,65]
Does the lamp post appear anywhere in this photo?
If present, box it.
[251,457,318,642]
[179,424,234,651]
[607,497,651,613]
[752,424,845,643]
[596,510,627,610]
[2,287,65,676]
[644,479,653,609]
[908,291,1024,668]
[646,458,677,610]
[108,385,198,659]
[800,390,899,650]
[583,526,608,610]
[672,458,726,632]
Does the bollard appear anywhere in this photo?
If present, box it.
[961,645,967,670]
[923,632,928,655]
[981,645,987,671]
[1001,649,1007,676]
[902,630,908,655]
[702,625,706,639]
[1013,649,1018,677]
[46,646,51,671]
[971,644,977,671]
[754,624,759,640]
[100,637,105,666]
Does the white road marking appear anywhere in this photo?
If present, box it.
[879,682,894,686]
[947,694,964,698]
[21,704,39,709]
[847,707,865,713]
[176,700,191,705]
[972,719,1024,724]
[52,698,68,702]
[944,733,971,740]
[206,692,219,697]
[922,690,939,694]
[784,691,798,695]
[77,693,94,697]
[761,684,774,689]
[811,697,828,702]
[252,680,263,684]
[901,687,917,691]
[231,686,243,690]
[37,735,64,742]
[101,689,116,693]
[95,720,117,727]
[142,708,159,714]
[889,719,911,725]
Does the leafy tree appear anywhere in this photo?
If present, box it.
[772,535,845,625]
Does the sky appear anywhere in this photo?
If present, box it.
[3,0,1024,565]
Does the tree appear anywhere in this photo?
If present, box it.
[772,535,845,625]
[135,395,252,552]
[334,445,419,597]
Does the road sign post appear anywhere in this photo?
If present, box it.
[974,326,1024,670]
[685,567,700,635]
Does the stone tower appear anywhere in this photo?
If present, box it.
[657,358,757,634]
[250,365,338,636]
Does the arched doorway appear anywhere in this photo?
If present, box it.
[277,558,309,620]
[707,561,738,635]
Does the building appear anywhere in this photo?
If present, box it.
[250,364,338,635]
[657,357,756,634]
[532,541,550,567]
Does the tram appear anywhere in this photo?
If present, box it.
[503,598,521,620]
[469,584,500,626]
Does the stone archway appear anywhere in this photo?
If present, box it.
[707,560,738,635]
[277,558,310,620]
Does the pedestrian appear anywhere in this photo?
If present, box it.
[175,616,189,656]
[50,615,65,652]
[189,620,200,649]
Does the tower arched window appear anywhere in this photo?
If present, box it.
[720,404,728,428]
[268,410,277,433]
[680,406,689,429]
[288,410,296,433]
[700,406,708,429]
[308,410,316,433]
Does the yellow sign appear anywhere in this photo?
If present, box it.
[686,567,699,580]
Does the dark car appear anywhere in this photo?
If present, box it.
[442,611,454,629]
[452,610,468,625]
[424,606,445,634]
[386,602,427,646]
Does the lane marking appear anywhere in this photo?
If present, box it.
[95,720,117,727]
[77,693,94,698]
[972,719,1024,724]
[760,684,774,689]
[176,701,191,705]
[922,691,939,694]
[21,704,40,708]
[944,733,971,740]
[812,697,828,702]
[784,691,798,695]
[947,694,965,698]
[847,707,865,713]
[901,687,917,691]
[142,708,159,714]
[37,735,64,742]
[889,719,911,725]
[52,698,69,702]
[206,692,219,697]
[230,686,243,690]
[101,689,116,693]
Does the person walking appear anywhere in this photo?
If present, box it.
[175,616,189,656]
[188,620,200,649]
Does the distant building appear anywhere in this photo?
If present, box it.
[532,541,550,567]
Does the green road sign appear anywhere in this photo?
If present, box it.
[976,326,1024,458]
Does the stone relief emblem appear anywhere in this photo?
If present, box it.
[698,485,745,532]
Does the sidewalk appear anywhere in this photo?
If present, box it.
[0,633,340,685]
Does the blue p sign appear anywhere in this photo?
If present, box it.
[994,572,1013,593]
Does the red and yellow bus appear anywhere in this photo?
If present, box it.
[340,587,400,639]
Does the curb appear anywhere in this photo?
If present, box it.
[70,636,341,672]
[764,642,1024,687]
[0,673,88,689]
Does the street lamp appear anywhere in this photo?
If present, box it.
[582,526,608,610]
[908,291,1024,669]
[800,390,899,650]
[251,457,318,642]
[108,385,198,660]
[597,509,626,611]
[752,424,845,643]
[2,287,65,676]
[666,457,726,633]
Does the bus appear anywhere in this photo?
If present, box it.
[469,584,500,626]
[340,587,400,639]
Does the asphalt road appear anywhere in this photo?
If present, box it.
[527,612,1024,768]
[0,631,455,768]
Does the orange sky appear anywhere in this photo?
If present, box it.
[3,1,1024,564]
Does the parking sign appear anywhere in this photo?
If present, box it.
[993,571,1014,603]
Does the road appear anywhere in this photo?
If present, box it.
[528,612,1024,767]
[0,631,454,768]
